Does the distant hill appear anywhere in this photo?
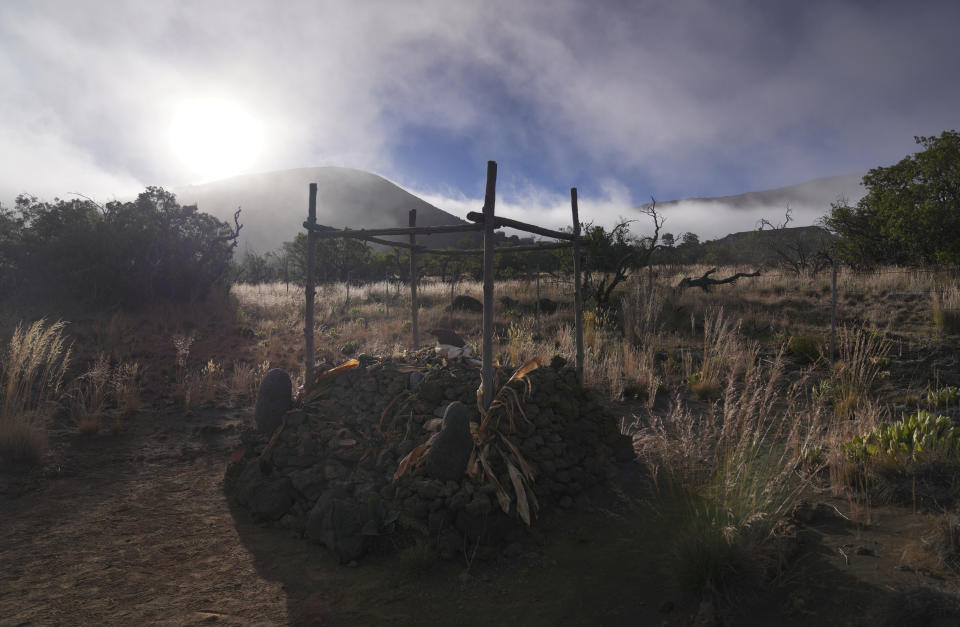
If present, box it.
[700,225,835,267]
[176,167,473,254]
[635,174,865,240]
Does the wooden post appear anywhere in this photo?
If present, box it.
[481,161,498,411]
[648,262,654,303]
[305,183,317,390]
[449,274,455,328]
[535,265,541,324]
[384,271,390,317]
[571,188,584,387]
[831,258,838,360]
[409,209,419,351]
[346,271,351,308]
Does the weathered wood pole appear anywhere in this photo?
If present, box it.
[409,209,419,351]
[571,188,585,387]
[831,258,838,360]
[305,183,318,390]
[449,274,455,328]
[481,161,498,411]
[384,271,390,317]
[535,265,541,325]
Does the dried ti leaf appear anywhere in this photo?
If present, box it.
[321,359,360,377]
[500,434,536,481]
[378,390,408,437]
[260,419,286,462]
[506,357,542,385]
[506,460,531,526]
[466,448,481,479]
[392,433,437,482]
[479,445,512,514]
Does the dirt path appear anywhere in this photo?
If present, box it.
[1,403,668,626]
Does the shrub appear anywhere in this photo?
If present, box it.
[0,320,71,464]
[635,349,813,597]
[4,187,240,309]
[787,334,821,363]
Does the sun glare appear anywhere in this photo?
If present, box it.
[168,97,263,182]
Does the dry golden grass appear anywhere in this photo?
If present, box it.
[933,284,960,334]
[0,319,71,463]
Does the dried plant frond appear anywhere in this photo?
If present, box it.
[321,359,360,378]
[506,459,532,525]
[393,433,438,482]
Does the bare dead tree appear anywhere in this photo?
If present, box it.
[678,267,761,292]
[581,198,663,310]
[757,206,832,276]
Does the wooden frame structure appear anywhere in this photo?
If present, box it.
[303,161,586,410]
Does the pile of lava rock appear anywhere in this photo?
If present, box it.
[224,354,632,563]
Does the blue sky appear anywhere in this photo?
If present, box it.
[1,0,958,236]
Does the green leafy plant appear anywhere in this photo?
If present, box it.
[926,386,960,408]
[844,410,960,466]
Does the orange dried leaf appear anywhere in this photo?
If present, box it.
[260,420,286,462]
[506,357,542,385]
[321,359,360,377]
[392,434,437,482]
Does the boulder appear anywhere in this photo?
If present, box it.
[248,477,296,521]
[255,369,292,434]
[500,296,520,309]
[450,295,483,312]
[305,489,368,563]
[536,298,558,314]
[423,402,473,482]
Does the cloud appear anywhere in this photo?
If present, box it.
[0,0,956,217]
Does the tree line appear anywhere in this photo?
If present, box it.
[3,129,955,314]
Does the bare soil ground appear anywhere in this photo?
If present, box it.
[4,391,959,626]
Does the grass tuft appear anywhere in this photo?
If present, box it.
[0,319,71,464]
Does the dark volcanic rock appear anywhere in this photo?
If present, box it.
[255,369,292,434]
[423,402,474,482]
[305,489,368,563]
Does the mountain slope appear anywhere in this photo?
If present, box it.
[176,167,471,254]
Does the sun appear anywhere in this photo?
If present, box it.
[168,97,263,181]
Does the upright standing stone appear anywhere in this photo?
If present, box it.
[255,368,292,434]
[423,401,474,482]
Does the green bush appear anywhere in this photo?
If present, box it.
[787,334,821,363]
[2,187,240,309]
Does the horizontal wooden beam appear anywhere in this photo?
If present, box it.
[419,241,572,256]
[303,222,483,238]
[465,212,575,241]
